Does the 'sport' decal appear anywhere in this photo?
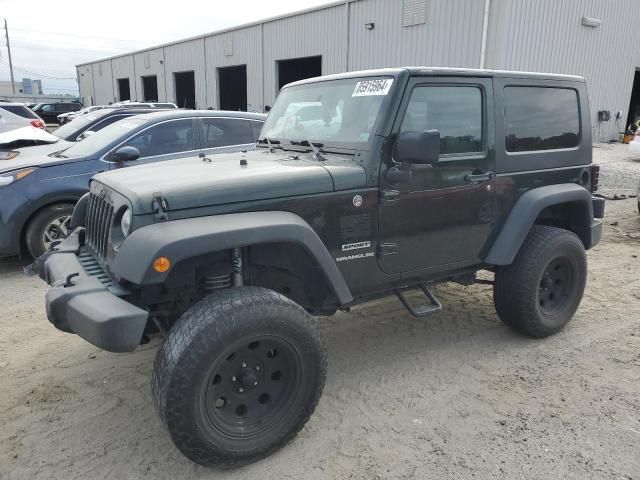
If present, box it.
[342,241,371,252]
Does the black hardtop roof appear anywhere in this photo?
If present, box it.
[286,67,585,88]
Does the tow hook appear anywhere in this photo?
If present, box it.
[64,272,80,287]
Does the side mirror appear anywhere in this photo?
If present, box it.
[111,146,140,162]
[76,130,96,141]
[395,130,441,165]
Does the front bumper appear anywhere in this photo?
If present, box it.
[39,230,148,353]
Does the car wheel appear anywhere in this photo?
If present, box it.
[25,203,74,258]
[493,225,587,338]
[152,286,327,468]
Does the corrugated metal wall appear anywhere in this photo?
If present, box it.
[486,0,640,142]
[262,3,348,106]
[348,0,484,70]
[133,48,166,102]
[205,25,263,111]
[91,61,114,104]
[163,39,207,108]
[76,65,93,105]
[111,56,137,102]
[76,0,640,141]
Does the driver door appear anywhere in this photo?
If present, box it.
[378,77,497,275]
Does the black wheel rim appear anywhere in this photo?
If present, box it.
[537,257,575,316]
[202,335,302,439]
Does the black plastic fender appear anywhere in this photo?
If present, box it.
[485,184,597,266]
[111,211,354,306]
[70,192,89,229]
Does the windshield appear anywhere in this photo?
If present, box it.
[53,109,116,140]
[260,76,393,148]
[58,117,148,157]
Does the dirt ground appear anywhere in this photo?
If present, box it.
[1,145,639,480]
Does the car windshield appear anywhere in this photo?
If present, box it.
[52,109,117,139]
[259,76,394,148]
[58,117,148,157]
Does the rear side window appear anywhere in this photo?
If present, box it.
[504,87,580,152]
[203,118,255,148]
[400,85,483,154]
[0,105,38,119]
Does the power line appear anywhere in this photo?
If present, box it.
[8,27,159,45]
[0,60,76,80]
[10,35,143,51]
[8,43,128,56]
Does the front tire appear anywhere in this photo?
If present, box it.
[152,287,327,468]
[25,203,74,258]
[494,225,587,338]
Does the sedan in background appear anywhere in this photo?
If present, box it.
[0,102,46,133]
[0,110,265,257]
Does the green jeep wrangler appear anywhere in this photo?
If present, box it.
[34,68,605,467]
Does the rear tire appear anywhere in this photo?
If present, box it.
[25,203,74,258]
[494,225,587,338]
[151,287,327,468]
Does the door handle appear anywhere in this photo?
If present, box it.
[465,171,496,183]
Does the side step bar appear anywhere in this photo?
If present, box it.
[394,284,442,318]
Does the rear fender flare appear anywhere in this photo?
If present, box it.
[485,183,594,265]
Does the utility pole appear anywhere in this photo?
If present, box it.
[4,18,15,94]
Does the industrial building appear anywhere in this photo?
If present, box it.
[76,0,640,142]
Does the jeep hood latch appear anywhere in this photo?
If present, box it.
[152,192,169,222]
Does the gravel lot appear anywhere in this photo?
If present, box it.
[1,145,639,480]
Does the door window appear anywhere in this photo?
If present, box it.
[120,119,195,158]
[400,85,483,155]
[202,118,255,148]
[41,104,55,113]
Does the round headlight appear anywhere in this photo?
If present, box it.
[120,208,132,237]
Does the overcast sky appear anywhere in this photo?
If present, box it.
[0,0,335,95]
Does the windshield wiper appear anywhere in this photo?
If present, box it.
[290,140,327,161]
[49,151,68,159]
[257,137,283,153]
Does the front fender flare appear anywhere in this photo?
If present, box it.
[485,183,595,266]
[111,211,353,306]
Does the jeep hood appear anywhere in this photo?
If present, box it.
[94,149,366,214]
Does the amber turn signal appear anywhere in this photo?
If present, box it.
[153,256,171,273]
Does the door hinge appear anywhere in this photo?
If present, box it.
[152,192,169,222]
[381,189,400,205]
[378,242,399,256]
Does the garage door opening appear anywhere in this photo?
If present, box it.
[626,69,640,130]
[218,65,247,111]
[142,75,159,102]
[117,78,131,101]
[174,71,196,109]
[277,56,322,91]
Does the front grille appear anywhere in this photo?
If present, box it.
[85,191,114,259]
[78,249,113,288]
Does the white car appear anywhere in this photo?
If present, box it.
[57,105,105,125]
[629,129,640,156]
[0,102,46,133]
